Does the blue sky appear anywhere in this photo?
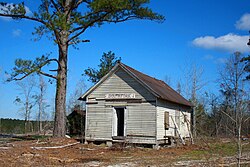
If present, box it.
[0,0,250,119]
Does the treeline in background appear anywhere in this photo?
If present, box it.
[0,118,53,134]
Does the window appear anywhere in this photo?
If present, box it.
[164,111,170,130]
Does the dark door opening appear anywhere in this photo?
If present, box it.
[116,108,125,136]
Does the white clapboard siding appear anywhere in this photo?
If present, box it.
[156,99,192,140]
[179,112,191,137]
[156,100,176,139]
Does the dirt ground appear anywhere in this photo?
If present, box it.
[0,137,250,167]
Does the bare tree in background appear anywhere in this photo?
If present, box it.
[67,79,86,115]
[181,62,206,138]
[164,75,172,86]
[219,52,250,167]
[176,81,182,94]
[191,65,204,138]
[35,75,49,133]
[14,76,36,133]
[206,93,222,137]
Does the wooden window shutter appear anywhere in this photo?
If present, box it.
[164,111,169,130]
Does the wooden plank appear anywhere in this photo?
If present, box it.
[170,116,185,145]
[180,111,194,144]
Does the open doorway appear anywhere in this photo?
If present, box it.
[113,107,126,137]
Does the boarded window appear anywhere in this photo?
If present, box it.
[164,111,170,130]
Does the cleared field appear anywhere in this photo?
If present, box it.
[0,137,249,166]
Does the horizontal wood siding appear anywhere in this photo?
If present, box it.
[89,68,155,101]
[126,102,156,137]
[156,100,176,139]
[86,101,112,140]
[86,67,156,142]
[156,99,192,140]
[126,136,156,144]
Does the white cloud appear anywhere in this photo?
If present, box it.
[192,33,249,53]
[235,13,250,30]
[0,3,31,21]
[12,29,22,37]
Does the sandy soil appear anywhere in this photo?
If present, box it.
[0,138,249,167]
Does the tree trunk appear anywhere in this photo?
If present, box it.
[192,106,196,138]
[38,96,42,133]
[53,40,68,137]
[237,123,242,167]
[25,100,28,134]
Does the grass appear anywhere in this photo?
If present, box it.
[179,139,250,163]
[242,140,250,152]
[209,142,237,156]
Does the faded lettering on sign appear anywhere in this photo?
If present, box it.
[105,93,135,99]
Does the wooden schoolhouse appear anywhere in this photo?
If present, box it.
[79,62,193,147]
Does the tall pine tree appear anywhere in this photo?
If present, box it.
[0,0,164,137]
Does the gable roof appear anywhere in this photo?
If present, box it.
[79,62,193,107]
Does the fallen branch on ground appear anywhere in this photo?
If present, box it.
[31,142,80,150]
[0,147,12,150]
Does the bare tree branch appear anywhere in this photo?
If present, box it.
[37,71,57,79]
[67,12,108,43]
[244,116,250,123]
[102,15,139,23]
[0,13,47,25]
[75,0,90,8]
[220,109,237,123]
[12,74,31,81]
[50,0,61,13]
[11,69,57,81]
[68,39,90,45]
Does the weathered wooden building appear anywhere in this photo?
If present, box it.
[79,62,193,147]
[67,108,86,136]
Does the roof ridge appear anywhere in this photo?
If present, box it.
[121,62,171,88]
[120,63,162,82]
[120,63,150,76]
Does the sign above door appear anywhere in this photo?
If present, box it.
[105,93,136,99]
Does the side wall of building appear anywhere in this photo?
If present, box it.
[156,99,192,142]
[85,67,157,144]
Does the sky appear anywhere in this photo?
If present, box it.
[0,0,250,119]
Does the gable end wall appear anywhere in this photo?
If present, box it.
[85,67,157,143]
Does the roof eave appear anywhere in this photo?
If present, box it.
[158,97,193,108]
[78,96,86,101]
